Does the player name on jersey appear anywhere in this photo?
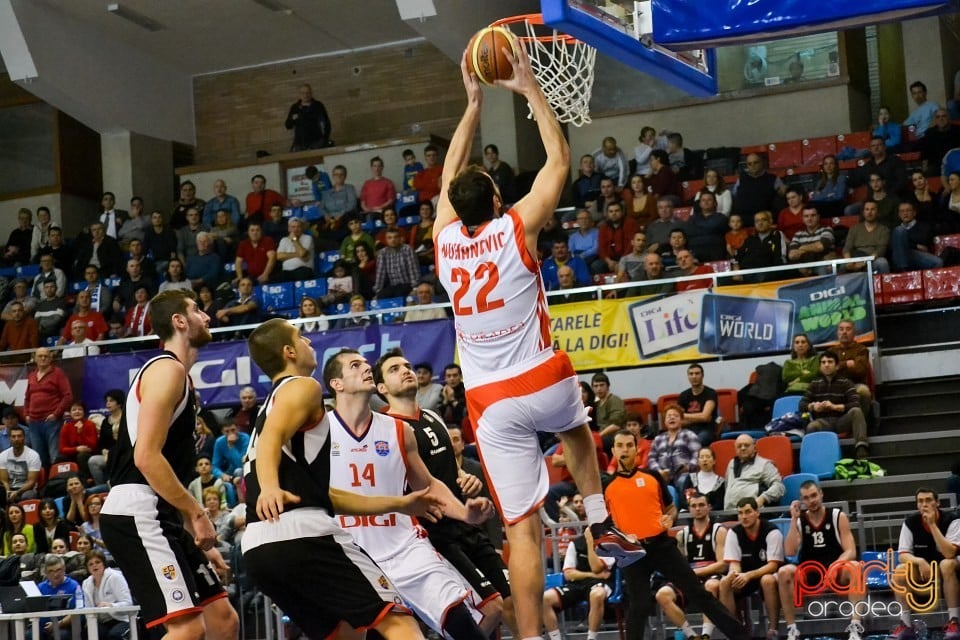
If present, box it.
[438,231,507,260]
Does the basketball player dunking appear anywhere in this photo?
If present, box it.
[433,46,644,640]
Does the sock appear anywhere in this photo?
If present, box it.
[583,493,608,526]
[547,631,562,640]
[901,609,912,626]
[681,622,696,638]
[587,633,598,640]
[788,623,798,632]
[702,622,716,638]
[950,608,960,620]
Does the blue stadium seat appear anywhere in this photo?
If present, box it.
[369,296,407,323]
[362,220,384,234]
[316,251,341,275]
[224,262,237,274]
[398,215,421,228]
[70,281,86,293]
[781,473,817,506]
[544,572,565,590]
[104,277,122,288]
[326,302,350,315]
[799,432,841,480]
[720,429,767,441]
[770,517,798,563]
[772,395,803,417]
[300,204,321,221]
[15,264,40,278]
[395,192,417,211]
[259,282,295,312]
[863,551,896,589]
[0,267,16,278]
[295,279,328,301]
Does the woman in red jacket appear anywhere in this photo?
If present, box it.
[58,401,98,484]
[24,347,73,469]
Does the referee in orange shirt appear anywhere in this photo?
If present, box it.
[606,430,749,640]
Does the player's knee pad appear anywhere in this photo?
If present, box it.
[442,603,486,640]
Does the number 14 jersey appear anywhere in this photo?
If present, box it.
[436,209,552,387]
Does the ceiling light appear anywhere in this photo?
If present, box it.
[106,3,165,32]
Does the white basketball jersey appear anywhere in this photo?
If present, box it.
[327,411,421,562]
[436,209,552,385]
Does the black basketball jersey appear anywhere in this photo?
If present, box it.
[681,521,722,566]
[730,519,779,572]
[244,376,334,524]
[109,352,197,509]
[798,507,845,565]
[903,510,958,562]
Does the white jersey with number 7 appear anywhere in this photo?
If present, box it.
[436,209,552,387]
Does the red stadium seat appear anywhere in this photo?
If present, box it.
[656,394,680,421]
[674,206,693,222]
[934,234,960,257]
[922,266,960,301]
[881,272,924,305]
[50,462,79,479]
[706,260,733,273]
[624,397,655,425]
[836,131,872,150]
[545,454,565,485]
[709,440,736,477]
[757,435,794,477]
[682,179,704,202]
[802,136,837,167]
[19,499,40,525]
[873,274,884,306]
[928,176,943,193]
[767,140,802,170]
[829,215,861,229]
[740,144,768,156]
[716,389,739,427]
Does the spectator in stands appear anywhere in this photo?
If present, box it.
[125,238,155,278]
[42,226,74,274]
[891,201,943,271]
[541,530,615,640]
[597,201,636,274]
[572,154,602,210]
[285,83,330,150]
[373,228,419,299]
[660,228,689,269]
[889,487,960,640]
[112,258,156,315]
[799,350,870,459]
[31,254,66,300]
[725,213,749,258]
[774,480,862,640]
[333,294,376,329]
[212,421,248,507]
[175,207,209,265]
[97,192,128,240]
[674,250,713,292]
[117,197,148,249]
[80,264,112,314]
[921,109,960,177]
[5,506,36,554]
[244,174,285,225]
[202,488,232,555]
[593,136,629,189]
[542,238,590,291]
[645,197,678,255]
[843,201,891,273]
[401,149,423,195]
[734,211,786,282]
[834,320,874,412]
[634,253,674,297]
[908,172,940,224]
[194,414,216,462]
[58,400,97,481]
[0,301,39,352]
[648,404,701,503]
[320,259,353,308]
[0,424,41,501]
[696,169,733,215]
[63,475,88,526]
[439,363,466,427]
[34,279,67,343]
[230,386,259,434]
[61,320,100,359]
[60,289,108,344]
[723,435,784,509]
[686,191,728,262]
[409,201,436,267]
[787,207,835,274]
[209,209,239,261]
[73,222,123,281]
[665,132,691,178]
[121,286,152,338]
[678,362,720,445]
[864,172,902,230]
[262,203,288,246]
[37,554,81,638]
[634,126,659,176]
[185,232,222,290]
[622,174,656,228]
[234,221,277,285]
[615,231,650,284]
[648,149,682,200]
[1,280,37,322]
[940,171,960,234]
[215,277,261,328]
[403,282,446,323]
[82,550,133,640]
[170,181,205,230]
[35,498,73,555]
[807,155,849,219]
[734,154,786,227]
[904,80,941,140]
[873,105,902,151]
[3,209,33,267]
[25,346,71,468]
[550,266,594,305]
[321,165,359,234]
[143,211,177,276]
[374,207,399,249]
[537,213,568,260]
[569,209,602,274]
[29,207,56,261]
[196,285,222,330]
[298,296,329,333]
[683,448,725,510]
[593,177,623,222]
[782,334,820,395]
[591,372,625,438]
[855,136,908,199]
[78,496,108,557]
[777,186,807,240]
[718,497,784,636]
[413,362,442,413]
[188,455,228,511]
[0,408,29,452]
[412,144,443,204]
[202,179,242,227]
[483,144,516,203]
[88,389,121,487]
[357,157,396,217]
[276,216,315,281]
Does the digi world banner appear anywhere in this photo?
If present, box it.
[548,273,875,369]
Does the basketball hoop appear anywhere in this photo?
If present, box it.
[491,14,596,127]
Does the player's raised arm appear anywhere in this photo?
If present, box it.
[495,45,570,245]
[435,50,484,236]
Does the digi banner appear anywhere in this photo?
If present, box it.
[548,272,875,370]
[81,319,456,411]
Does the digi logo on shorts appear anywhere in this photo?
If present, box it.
[628,292,704,358]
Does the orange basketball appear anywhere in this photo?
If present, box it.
[466,27,519,85]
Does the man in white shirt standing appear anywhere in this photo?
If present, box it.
[0,424,42,500]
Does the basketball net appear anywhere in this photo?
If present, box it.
[494,15,597,127]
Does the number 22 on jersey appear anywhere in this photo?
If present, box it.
[450,262,505,315]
